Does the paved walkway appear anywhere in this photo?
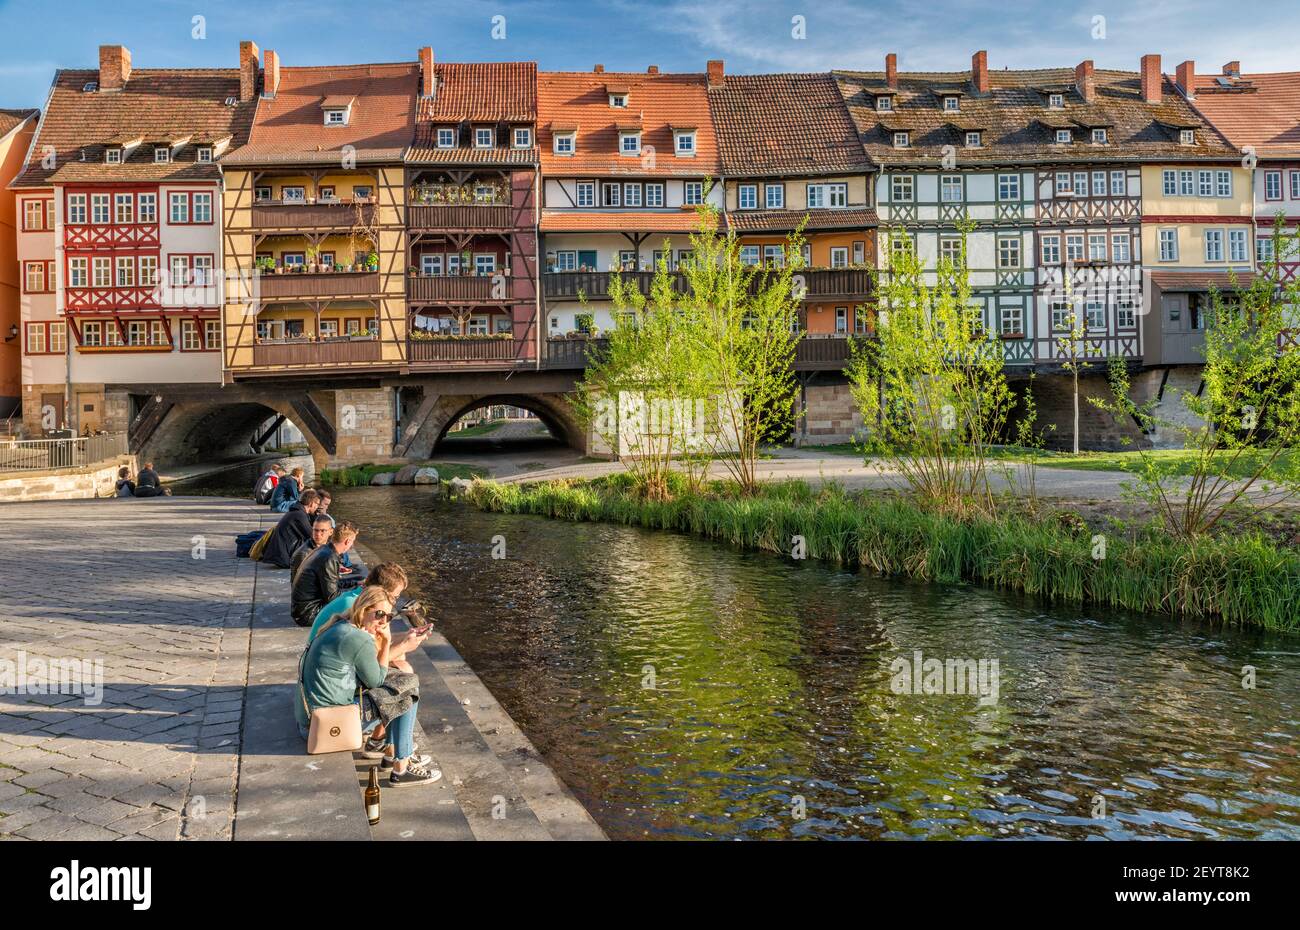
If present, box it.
[0,497,602,841]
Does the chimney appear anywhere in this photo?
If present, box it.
[263,49,281,98]
[1141,54,1162,103]
[419,46,435,98]
[885,53,897,89]
[707,59,724,88]
[1223,60,1241,77]
[594,64,604,73]
[99,45,131,92]
[971,50,989,95]
[239,40,260,102]
[1176,60,1195,98]
[647,65,659,74]
[1075,59,1095,103]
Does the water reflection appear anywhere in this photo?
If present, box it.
[332,487,1299,840]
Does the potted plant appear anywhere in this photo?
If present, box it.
[305,246,320,274]
[366,251,380,272]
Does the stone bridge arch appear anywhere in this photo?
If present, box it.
[396,391,583,459]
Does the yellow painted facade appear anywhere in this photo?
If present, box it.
[1140,165,1255,271]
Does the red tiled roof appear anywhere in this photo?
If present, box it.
[708,73,871,176]
[836,67,1238,166]
[538,71,720,176]
[420,61,536,123]
[0,108,38,141]
[727,207,877,233]
[540,209,717,232]
[12,70,255,187]
[223,63,419,165]
[1188,71,1300,159]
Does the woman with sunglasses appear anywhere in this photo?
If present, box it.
[296,586,439,786]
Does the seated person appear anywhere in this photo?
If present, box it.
[291,514,334,582]
[314,491,365,577]
[115,466,135,498]
[308,563,424,673]
[133,461,168,497]
[270,467,305,512]
[262,489,321,569]
[253,463,284,505]
[296,587,438,787]
[291,520,358,628]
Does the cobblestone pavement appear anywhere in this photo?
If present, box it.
[0,497,261,841]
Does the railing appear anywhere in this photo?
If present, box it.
[543,268,872,301]
[407,274,497,302]
[257,271,381,299]
[408,204,512,230]
[795,334,865,367]
[0,433,128,472]
[408,336,518,364]
[544,337,610,368]
[251,201,374,229]
[250,337,382,367]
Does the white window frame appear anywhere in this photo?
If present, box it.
[1111,233,1131,263]
[1159,228,1179,262]
[674,131,696,156]
[575,181,595,208]
[437,127,455,148]
[1040,234,1061,265]
[997,173,1020,201]
[1091,128,1108,144]
[154,147,170,164]
[475,127,494,148]
[997,236,1021,270]
[684,181,703,206]
[893,131,909,149]
[513,127,531,149]
[1055,129,1072,144]
[1228,228,1248,263]
[890,175,914,203]
[553,133,575,155]
[764,183,784,209]
[645,183,665,208]
[738,184,757,210]
[940,175,963,203]
[1205,228,1224,262]
[620,132,641,156]
[1110,171,1126,196]
[965,131,981,148]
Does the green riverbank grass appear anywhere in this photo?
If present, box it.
[319,461,488,487]
[467,474,1300,633]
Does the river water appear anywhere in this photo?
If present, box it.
[292,485,1299,841]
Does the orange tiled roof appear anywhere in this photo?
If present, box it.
[420,61,535,123]
[12,70,255,187]
[223,62,419,166]
[538,70,720,177]
[540,209,717,233]
[1188,71,1300,159]
[708,73,871,177]
[0,108,37,141]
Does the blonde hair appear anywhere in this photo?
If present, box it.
[346,586,393,628]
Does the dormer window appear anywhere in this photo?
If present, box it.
[943,96,960,112]
[893,131,910,148]
[620,132,641,156]
[197,147,213,163]
[965,131,981,148]
[105,148,122,164]
[1091,128,1108,144]
[554,132,576,155]
[674,131,696,156]
[475,127,494,148]
[876,95,893,112]
[1049,93,1064,108]
[1055,129,1072,144]
[1180,129,1195,145]
[437,127,455,148]
[154,147,170,164]
[513,127,532,148]
[609,93,628,108]
[324,108,347,126]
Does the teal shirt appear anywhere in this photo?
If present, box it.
[294,621,386,730]
[308,588,362,643]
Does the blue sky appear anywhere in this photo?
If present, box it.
[2,0,1298,108]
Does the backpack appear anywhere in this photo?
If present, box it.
[235,530,264,558]
[248,527,275,561]
[253,473,276,505]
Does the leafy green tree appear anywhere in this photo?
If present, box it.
[1095,218,1300,538]
[846,222,1014,515]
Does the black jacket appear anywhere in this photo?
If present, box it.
[263,505,313,569]
[292,544,343,626]
[137,467,160,490]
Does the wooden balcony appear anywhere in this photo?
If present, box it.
[408,204,512,231]
[543,268,871,301]
[544,337,610,368]
[407,274,499,303]
[408,336,519,365]
[250,337,382,367]
[251,201,374,230]
[257,271,380,300]
[542,334,866,371]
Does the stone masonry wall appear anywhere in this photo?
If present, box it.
[0,454,136,502]
[331,387,396,465]
[800,382,864,445]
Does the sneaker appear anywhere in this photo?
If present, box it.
[360,737,387,760]
[389,761,443,788]
[381,752,431,770]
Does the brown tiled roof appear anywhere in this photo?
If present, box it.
[420,61,536,123]
[538,71,720,176]
[12,70,255,187]
[1149,270,1256,290]
[223,63,418,166]
[835,68,1239,166]
[0,108,38,140]
[708,73,872,177]
[407,145,538,166]
[1188,71,1300,159]
[540,209,717,232]
[727,207,878,233]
